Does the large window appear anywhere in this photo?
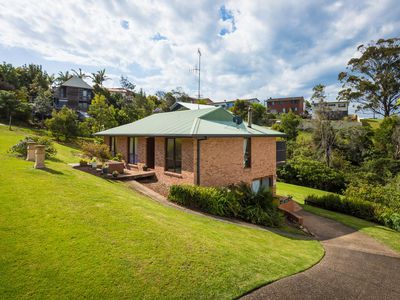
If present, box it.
[128,137,138,164]
[244,138,251,168]
[165,138,182,173]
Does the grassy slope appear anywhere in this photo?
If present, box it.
[277,182,400,253]
[0,126,323,299]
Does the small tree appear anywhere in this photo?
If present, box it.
[45,107,79,140]
[311,84,337,167]
[374,116,400,159]
[0,90,21,130]
[279,110,301,140]
[33,89,53,124]
[88,94,118,132]
[230,100,249,121]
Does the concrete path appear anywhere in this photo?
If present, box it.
[242,210,400,300]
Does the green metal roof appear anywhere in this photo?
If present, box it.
[61,76,93,89]
[95,107,285,137]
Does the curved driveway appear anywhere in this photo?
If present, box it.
[242,211,400,300]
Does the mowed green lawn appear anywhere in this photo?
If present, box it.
[0,126,323,299]
[277,182,400,253]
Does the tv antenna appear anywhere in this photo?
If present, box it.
[189,48,201,103]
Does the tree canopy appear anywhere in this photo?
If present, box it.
[338,38,400,117]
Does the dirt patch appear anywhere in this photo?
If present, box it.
[136,177,170,197]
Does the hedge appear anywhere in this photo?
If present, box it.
[168,184,282,227]
[305,194,400,231]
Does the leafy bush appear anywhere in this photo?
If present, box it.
[278,157,346,193]
[168,183,282,227]
[45,107,79,141]
[8,136,57,159]
[169,185,238,217]
[80,141,111,162]
[112,153,123,162]
[305,194,400,231]
[344,182,400,211]
[79,159,89,166]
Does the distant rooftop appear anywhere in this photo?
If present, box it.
[213,98,260,104]
[170,101,213,111]
[266,96,304,102]
[61,76,93,89]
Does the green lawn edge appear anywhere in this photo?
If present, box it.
[277,182,400,253]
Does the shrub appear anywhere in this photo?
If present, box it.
[80,141,111,162]
[79,159,89,167]
[278,157,346,193]
[168,185,237,217]
[168,183,282,227]
[344,182,400,211]
[8,136,57,159]
[112,170,119,177]
[45,107,79,141]
[304,194,399,231]
[112,153,123,162]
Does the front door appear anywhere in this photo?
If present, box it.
[146,137,155,169]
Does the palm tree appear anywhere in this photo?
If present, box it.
[56,71,72,84]
[90,69,109,86]
[71,68,87,79]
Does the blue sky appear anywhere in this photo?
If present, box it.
[0,0,399,106]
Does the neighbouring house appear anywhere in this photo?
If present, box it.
[107,87,134,101]
[188,97,214,105]
[265,97,304,115]
[95,106,285,194]
[54,76,93,111]
[170,101,213,111]
[311,100,349,120]
[213,98,261,109]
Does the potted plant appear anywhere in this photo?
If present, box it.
[112,170,119,178]
[91,158,97,169]
[142,164,148,171]
[101,163,109,175]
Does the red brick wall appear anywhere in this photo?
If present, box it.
[115,136,128,160]
[153,137,195,185]
[198,137,276,189]
[101,136,277,193]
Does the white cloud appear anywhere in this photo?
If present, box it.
[0,0,398,101]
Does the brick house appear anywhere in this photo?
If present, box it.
[95,107,285,193]
[266,97,304,115]
[54,76,93,111]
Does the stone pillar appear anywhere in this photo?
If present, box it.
[26,141,37,161]
[34,145,46,169]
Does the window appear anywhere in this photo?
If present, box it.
[252,176,272,193]
[165,138,182,173]
[338,103,346,107]
[128,137,138,164]
[83,90,87,97]
[244,138,251,168]
[294,107,298,111]
[61,87,67,98]
[110,136,116,157]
